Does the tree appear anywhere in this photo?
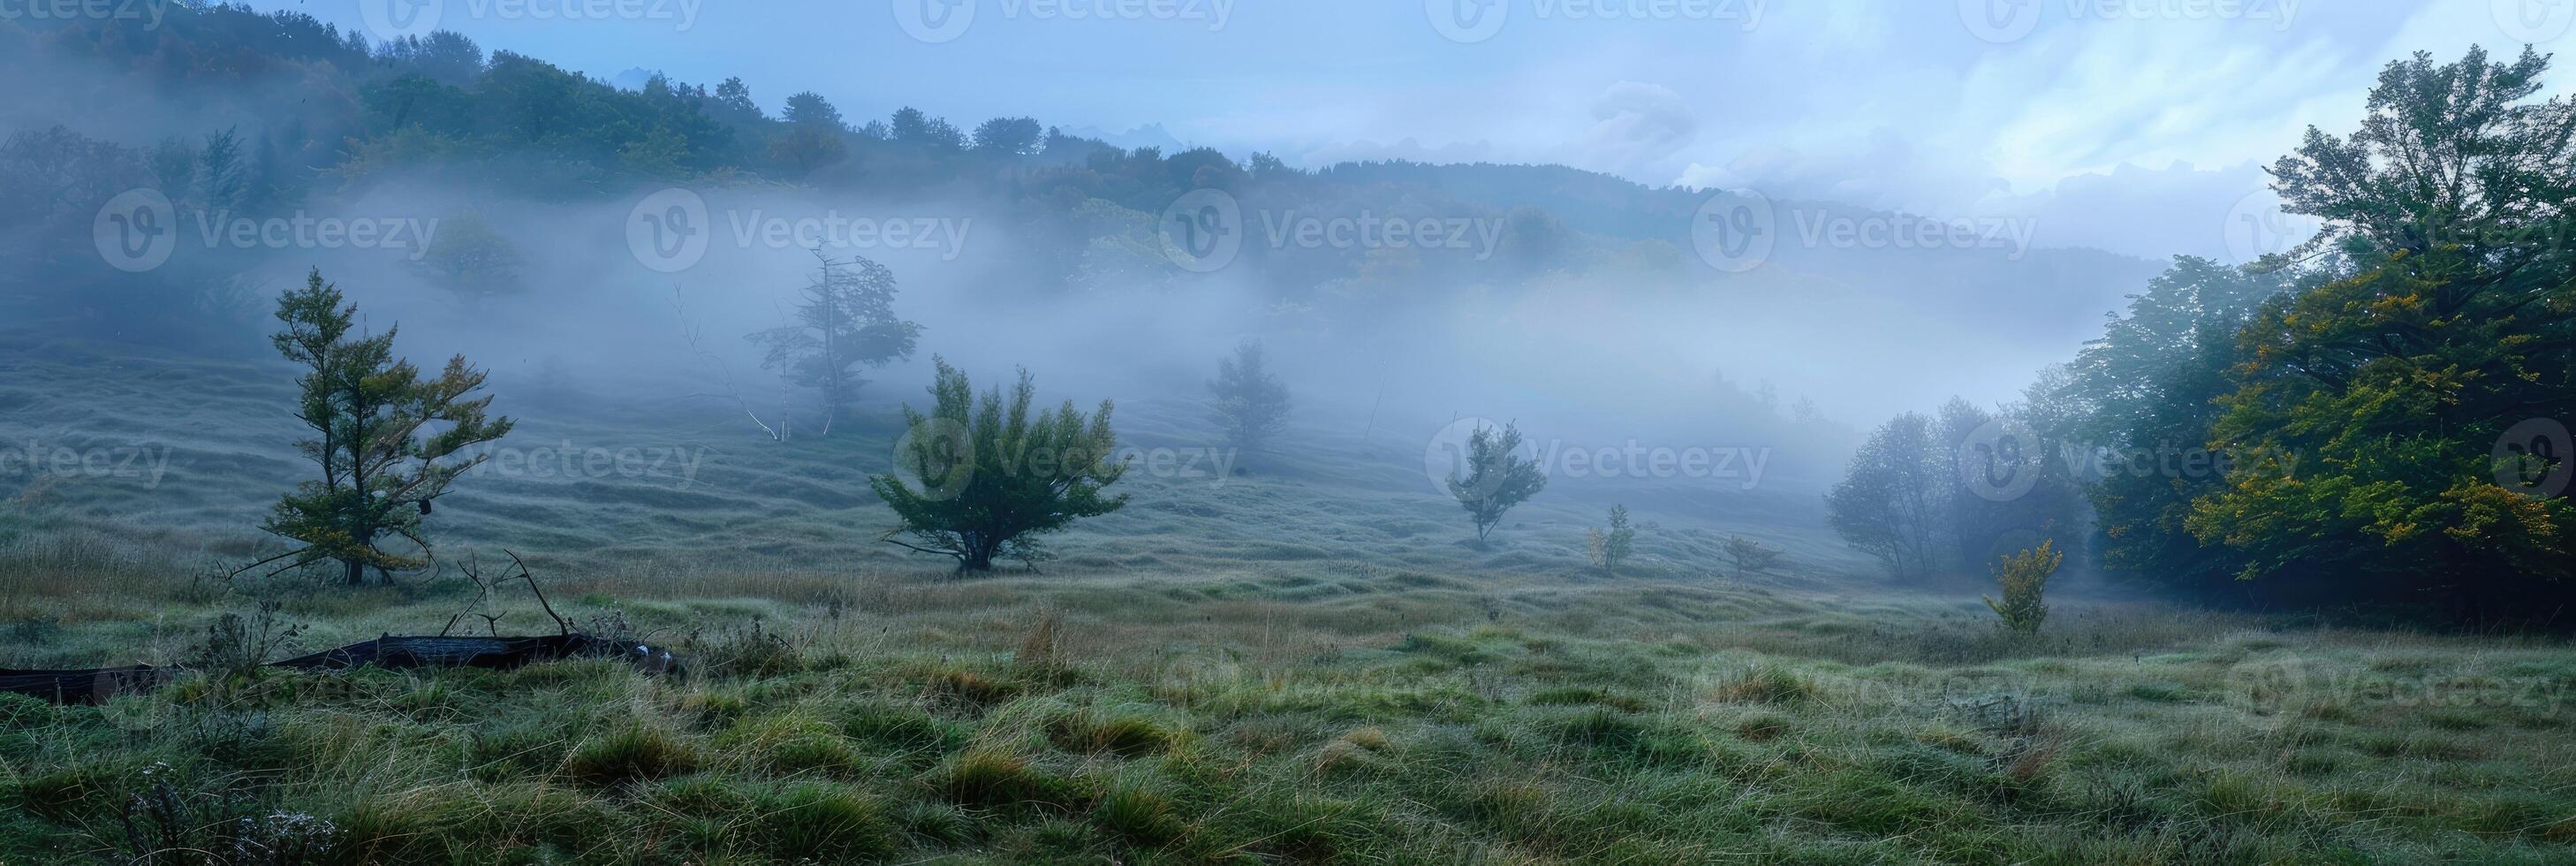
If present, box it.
[1587,505,1636,571]
[869,358,1129,573]
[746,251,922,436]
[2188,47,2576,619]
[1724,535,1781,579]
[2061,257,2290,602]
[1446,422,1547,543]
[409,208,525,307]
[1984,541,2062,634]
[971,117,1043,156]
[1826,412,1943,580]
[259,270,514,586]
[781,91,845,129]
[1208,339,1289,462]
[891,107,966,151]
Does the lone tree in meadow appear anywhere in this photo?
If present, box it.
[1208,338,1290,464]
[1447,422,1548,543]
[1724,535,1783,580]
[869,357,1129,573]
[746,250,922,436]
[1586,504,1636,572]
[1985,540,2063,634]
[258,270,514,586]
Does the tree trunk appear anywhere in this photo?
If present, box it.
[344,558,367,586]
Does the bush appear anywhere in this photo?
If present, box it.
[869,358,1128,572]
[564,726,701,786]
[1984,541,2063,634]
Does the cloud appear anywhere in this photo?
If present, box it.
[1551,81,1697,175]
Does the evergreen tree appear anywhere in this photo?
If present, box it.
[260,270,513,586]
[1446,422,1547,543]
[1208,339,1290,463]
[869,358,1128,573]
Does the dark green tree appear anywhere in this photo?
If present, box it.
[971,117,1043,156]
[1446,422,1547,543]
[1208,339,1290,462]
[746,251,922,436]
[870,358,1128,573]
[260,270,514,586]
[2188,47,2576,619]
[1826,413,1943,580]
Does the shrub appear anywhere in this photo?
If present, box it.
[564,726,701,786]
[1587,505,1636,571]
[1208,338,1291,462]
[928,748,1046,809]
[1048,709,1177,757]
[1984,541,2063,634]
[869,358,1128,572]
[752,781,898,862]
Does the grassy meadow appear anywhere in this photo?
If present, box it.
[2,338,2573,863]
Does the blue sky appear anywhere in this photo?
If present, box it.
[263,0,2572,261]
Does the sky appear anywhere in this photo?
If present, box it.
[257,0,2575,262]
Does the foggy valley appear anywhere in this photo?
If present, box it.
[0,2,2571,863]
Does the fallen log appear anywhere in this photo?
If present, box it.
[0,665,168,705]
[0,635,680,704]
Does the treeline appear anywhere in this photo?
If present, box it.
[0,3,2147,357]
[1830,48,2576,624]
